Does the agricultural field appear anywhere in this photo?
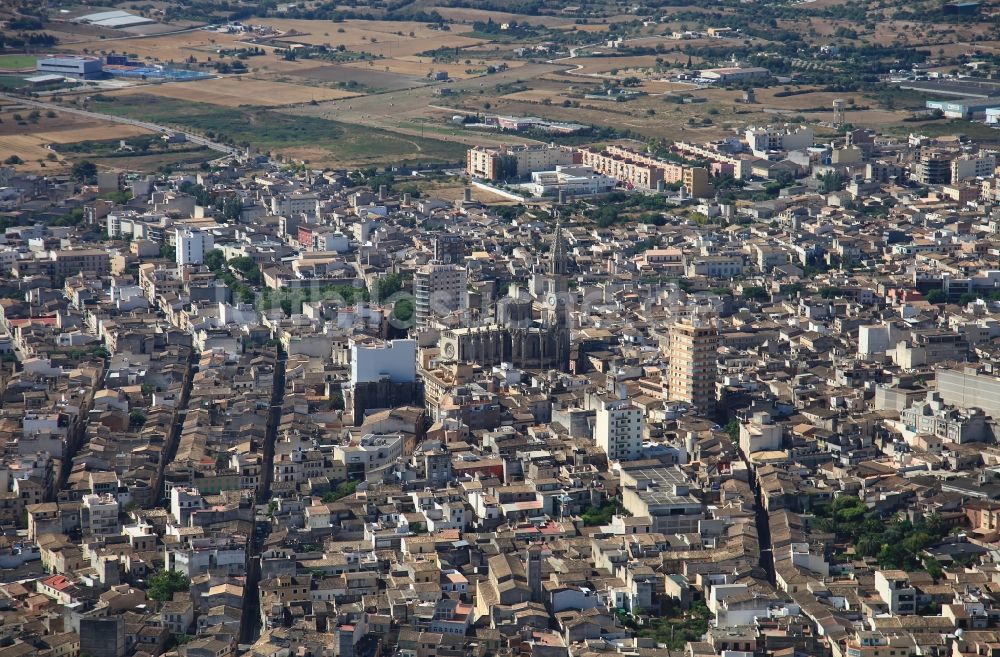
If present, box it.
[253,18,487,58]
[79,147,214,173]
[84,93,467,167]
[287,61,563,146]
[0,105,151,141]
[343,57,525,82]
[286,63,427,91]
[0,104,158,172]
[424,6,638,30]
[67,30,250,65]
[0,134,65,171]
[275,122,467,167]
[103,77,362,107]
[26,0,1000,168]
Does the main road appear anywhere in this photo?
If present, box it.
[0,91,241,157]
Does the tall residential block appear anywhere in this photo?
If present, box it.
[414,263,469,329]
[595,395,644,462]
[667,317,719,415]
[175,226,214,266]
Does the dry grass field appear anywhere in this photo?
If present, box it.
[427,7,635,32]
[67,30,249,64]
[567,55,697,76]
[0,106,150,139]
[0,122,158,172]
[0,104,155,171]
[776,17,993,49]
[103,77,362,107]
[285,63,426,90]
[421,7,591,28]
[254,18,486,58]
[33,124,153,142]
[0,134,64,170]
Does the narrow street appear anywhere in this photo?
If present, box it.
[257,350,286,505]
[153,348,197,506]
[239,349,286,646]
[734,440,776,586]
[51,361,106,500]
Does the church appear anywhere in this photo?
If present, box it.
[438,221,572,372]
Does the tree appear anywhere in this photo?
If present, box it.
[493,154,518,181]
[375,272,405,300]
[595,206,619,228]
[329,390,345,411]
[129,410,147,428]
[581,503,617,526]
[926,289,947,304]
[72,160,97,182]
[818,171,846,193]
[228,256,261,285]
[3,155,23,165]
[393,298,414,322]
[147,569,189,602]
[204,249,226,272]
[220,197,243,222]
[924,556,944,582]
[321,480,357,503]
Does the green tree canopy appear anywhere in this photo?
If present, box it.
[148,569,189,602]
[926,289,947,304]
[321,480,358,503]
[72,160,97,182]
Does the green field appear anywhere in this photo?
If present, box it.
[89,94,344,150]
[0,54,38,70]
[883,118,1000,141]
[87,94,466,165]
[91,148,215,173]
[0,75,29,90]
[320,122,467,164]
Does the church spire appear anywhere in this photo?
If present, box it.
[549,212,568,276]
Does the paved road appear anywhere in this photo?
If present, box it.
[0,92,241,157]
[239,350,286,645]
[734,439,776,586]
[153,349,197,507]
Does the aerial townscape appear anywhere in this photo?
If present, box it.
[8,1,1000,657]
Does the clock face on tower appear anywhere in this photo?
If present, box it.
[443,342,456,359]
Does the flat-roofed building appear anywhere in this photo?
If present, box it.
[620,466,704,534]
[36,55,103,79]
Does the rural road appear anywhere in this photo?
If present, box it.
[0,92,241,156]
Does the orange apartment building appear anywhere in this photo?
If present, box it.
[577,145,712,197]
